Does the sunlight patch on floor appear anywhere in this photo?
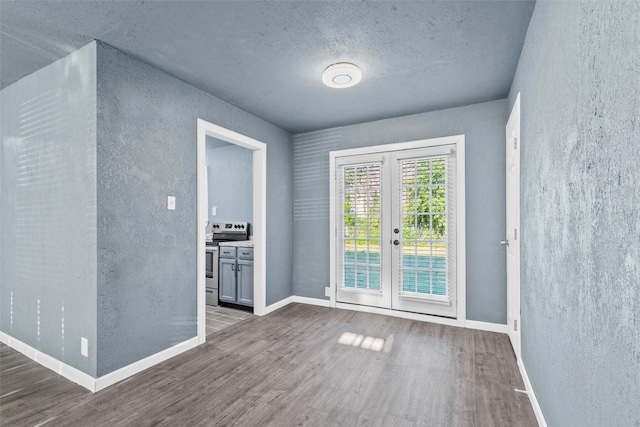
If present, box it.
[338,332,393,353]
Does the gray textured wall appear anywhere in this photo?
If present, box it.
[0,43,98,376]
[293,99,508,324]
[96,42,292,376]
[508,1,640,425]
[206,138,253,229]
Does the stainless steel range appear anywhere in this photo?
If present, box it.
[208,221,250,246]
[205,222,250,306]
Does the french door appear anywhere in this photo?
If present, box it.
[335,145,458,318]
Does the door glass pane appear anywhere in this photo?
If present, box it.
[399,157,448,298]
[402,270,416,293]
[368,266,381,290]
[431,186,446,213]
[341,163,382,291]
[431,158,446,184]
[416,160,431,185]
[343,239,356,288]
[432,214,446,239]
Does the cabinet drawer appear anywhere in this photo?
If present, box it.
[219,246,237,259]
[237,247,254,260]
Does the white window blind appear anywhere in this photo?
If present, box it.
[337,162,383,292]
[397,151,456,302]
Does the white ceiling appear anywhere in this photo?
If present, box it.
[0,1,535,133]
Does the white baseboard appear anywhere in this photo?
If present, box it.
[94,337,198,392]
[260,295,509,337]
[518,357,547,427]
[1,331,199,393]
[261,295,331,316]
[465,320,508,334]
[335,302,462,327]
[292,296,331,307]
[276,297,506,335]
[0,331,96,392]
[263,296,294,315]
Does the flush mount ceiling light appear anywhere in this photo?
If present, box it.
[322,62,362,89]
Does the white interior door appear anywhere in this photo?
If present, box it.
[335,145,457,318]
[506,94,521,358]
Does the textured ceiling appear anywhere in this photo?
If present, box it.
[0,1,535,133]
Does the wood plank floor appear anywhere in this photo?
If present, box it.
[0,304,537,426]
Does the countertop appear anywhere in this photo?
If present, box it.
[219,241,254,248]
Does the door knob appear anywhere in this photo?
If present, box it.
[393,240,400,246]
[500,240,510,246]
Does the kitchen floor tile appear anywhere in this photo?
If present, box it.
[206,305,253,336]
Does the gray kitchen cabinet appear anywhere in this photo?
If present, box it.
[219,246,237,259]
[218,245,253,307]
[219,257,237,303]
[237,259,254,306]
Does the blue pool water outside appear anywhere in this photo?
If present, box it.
[343,251,447,296]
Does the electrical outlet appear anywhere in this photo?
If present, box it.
[167,196,176,210]
[81,337,88,357]
[211,206,217,216]
[325,287,331,297]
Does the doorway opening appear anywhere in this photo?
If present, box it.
[205,137,254,336]
[329,135,466,325]
[196,119,267,344]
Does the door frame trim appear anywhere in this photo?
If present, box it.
[506,94,522,359]
[329,135,466,326]
[196,118,267,345]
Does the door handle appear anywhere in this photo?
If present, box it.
[500,240,510,246]
[231,264,235,271]
[394,228,399,234]
[393,240,400,246]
